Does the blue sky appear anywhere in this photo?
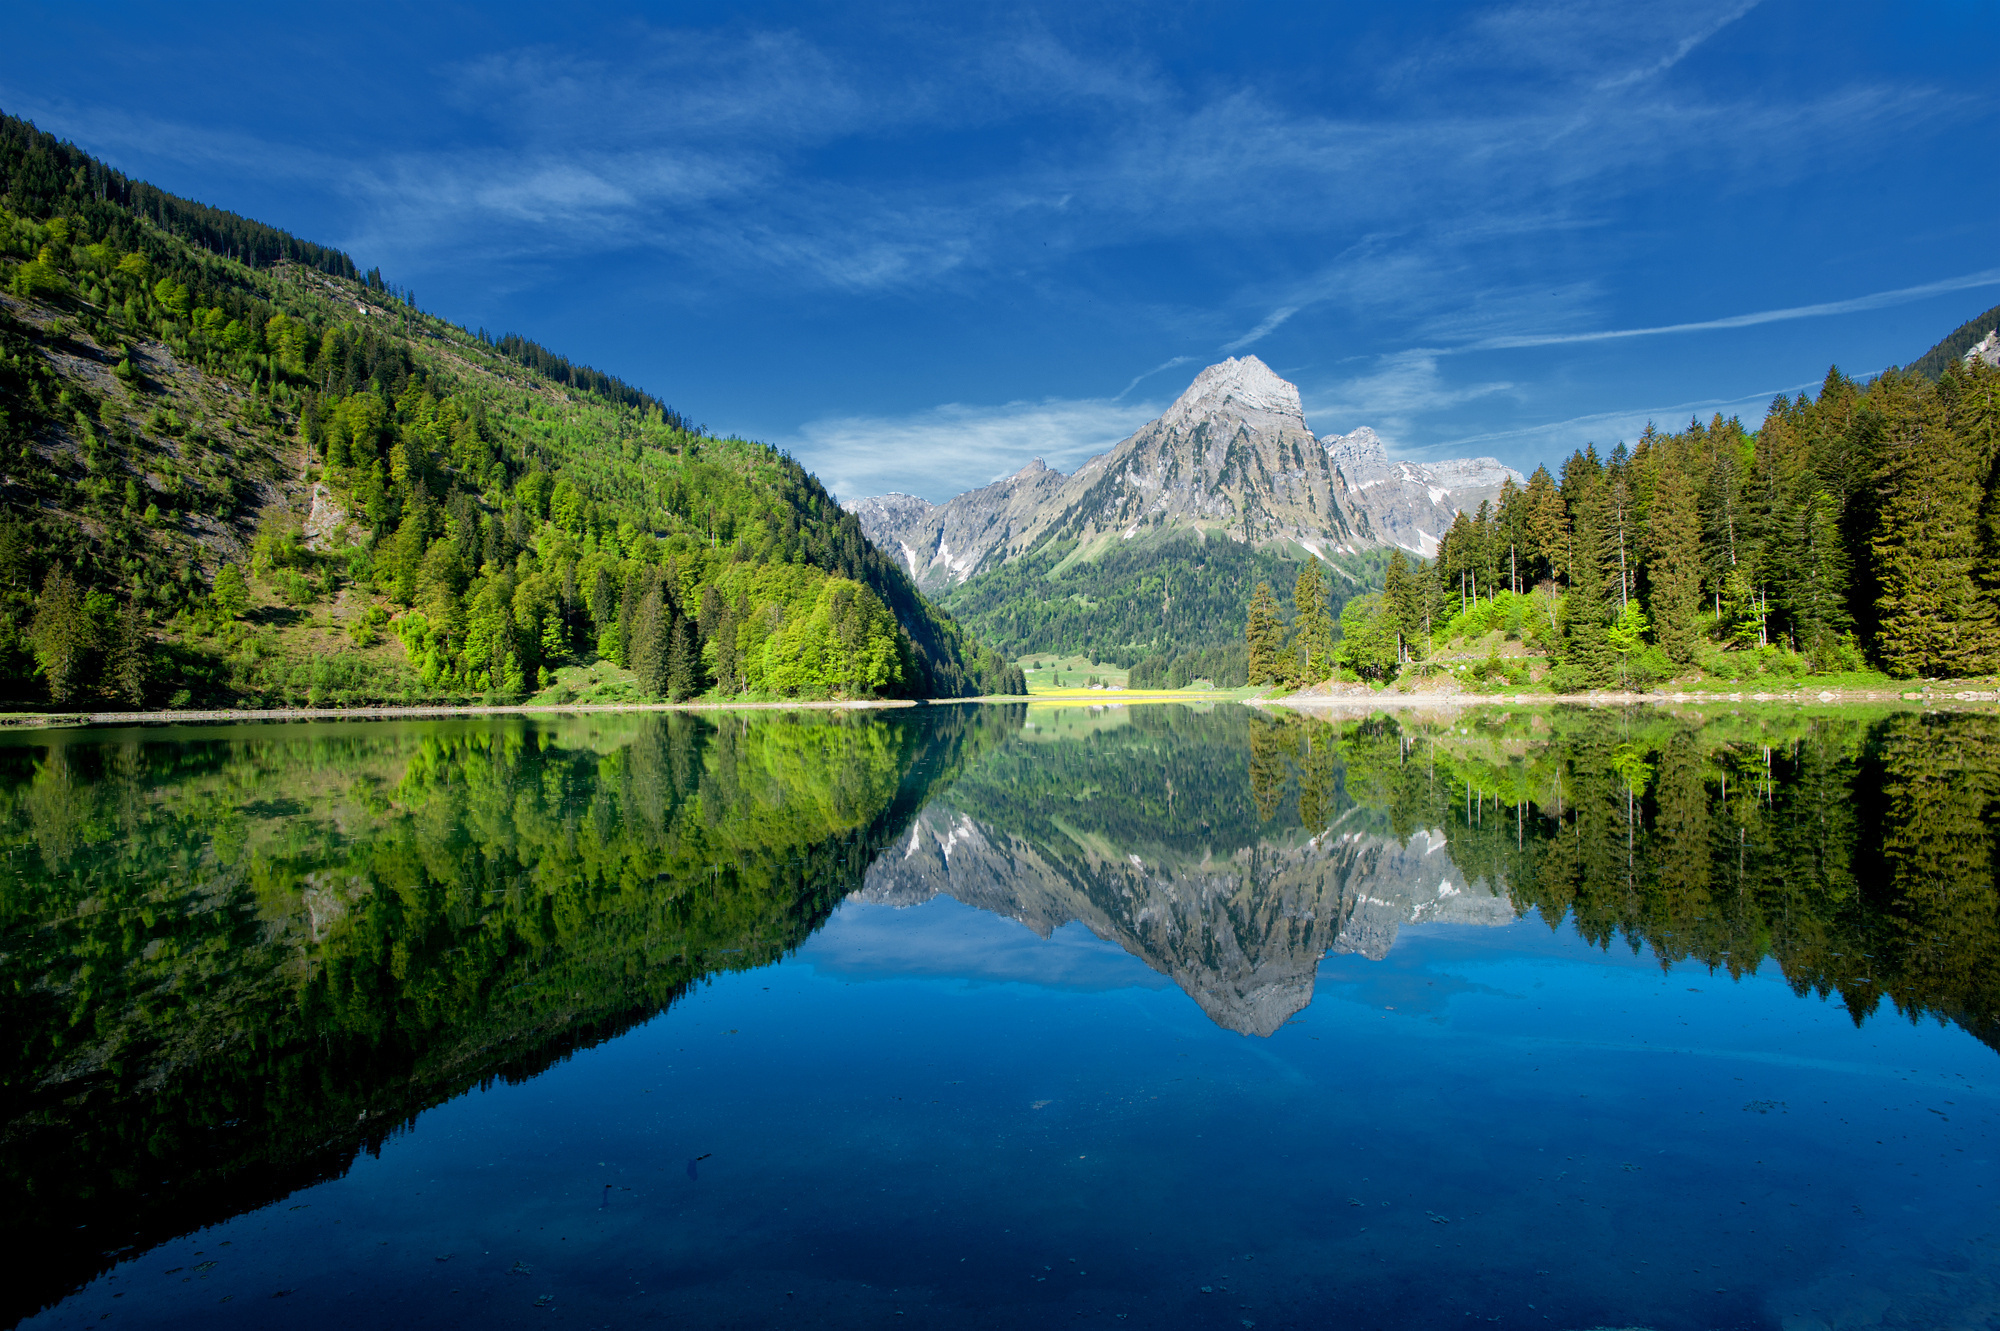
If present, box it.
[6,2,1997,502]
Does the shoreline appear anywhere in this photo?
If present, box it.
[3,684,1996,730]
[1264,685,1997,708]
[0,695,1028,729]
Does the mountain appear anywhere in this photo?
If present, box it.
[1908,301,2000,379]
[849,356,1521,595]
[857,805,1509,1036]
[851,702,1513,1035]
[0,110,1022,708]
[1320,426,1519,556]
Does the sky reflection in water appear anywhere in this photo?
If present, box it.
[3,702,1996,1330]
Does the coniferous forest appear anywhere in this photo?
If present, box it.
[1248,355,2000,690]
[0,111,1025,710]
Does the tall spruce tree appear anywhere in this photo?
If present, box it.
[1558,476,1616,685]
[1645,461,1704,666]
[1523,465,1567,586]
[1871,368,1999,677]
[1292,562,1334,683]
[28,566,93,705]
[1244,581,1287,685]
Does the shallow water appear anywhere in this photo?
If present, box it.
[2,702,1996,1329]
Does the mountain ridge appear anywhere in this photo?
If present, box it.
[848,356,1522,594]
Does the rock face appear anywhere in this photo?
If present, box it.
[1966,329,2000,370]
[856,805,1513,1036]
[843,458,1066,588]
[847,356,1522,590]
[1321,428,1519,557]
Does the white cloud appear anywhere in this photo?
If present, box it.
[1116,355,1193,400]
[1415,381,1821,466]
[1468,267,2000,351]
[790,395,1159,505]
[1303,352,1515,445]
[1221,306,1299,353]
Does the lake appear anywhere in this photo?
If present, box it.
[2,702,1996,1330]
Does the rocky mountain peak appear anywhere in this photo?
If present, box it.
[1967,329,2000,369]
[1159,354,1306,433]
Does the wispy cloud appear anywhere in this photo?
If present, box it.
[1221,306,1299,353]
[1419,380,1822,462]
[790,395,1158,504]
[1469,268,2000,351]
[1116,356,1193,400]
[1594,1,1763,90]
[1304,352,1515,446]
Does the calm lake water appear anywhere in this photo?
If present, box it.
[3,702,1996,1330]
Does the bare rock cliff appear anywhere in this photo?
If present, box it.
[846,357,1523,588]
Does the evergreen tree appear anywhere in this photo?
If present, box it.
[1244,581,1286,686]
[1774,480,1853,669]
[1494,475,1528,594]
[1871,369,1999,676]
[106,598,149,707]
[1383,549,1422,662]
[1558,478,1616,685]
[629,571,671,696]
[211,563,248,619]
[1645,461,1704,666]
[667,614,701,701]
[1523,464,1568,585]
[27,565,92,705]
[1292,562,1334,683]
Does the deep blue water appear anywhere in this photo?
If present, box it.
[26,900,1997,1330]
[5,703,1998,1329]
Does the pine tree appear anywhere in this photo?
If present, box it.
[1558,478,1616,685]
[106,598,149,707]
[1523,464,1568,585]
[1244,581,1286,685]
[1383,549,1421,661]
[28,565,93,704]
[1292,562,1333,683]
[1646,461,1704,666]
[1494,475,1527,593]
[1872,369,1999,677]
[629,571,671,696]
[1777,481,1853,669]
[667,614,701,701]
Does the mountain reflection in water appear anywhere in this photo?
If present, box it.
[863,703,2000,1051]
[1,700,1997,1326]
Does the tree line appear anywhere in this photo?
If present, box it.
[0,109,359,279]
[1248,705,2000,1050]
[1248,355,2000,688]
[0,140,1024,706]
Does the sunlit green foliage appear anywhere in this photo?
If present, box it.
[0,111,1020,707]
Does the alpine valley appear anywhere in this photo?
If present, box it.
[844,357,1515,679]
[848,355,1518,680]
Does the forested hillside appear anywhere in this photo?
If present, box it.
[0,111,1023,710]
[1251,353,2000,690]
[939,526,1394,688]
